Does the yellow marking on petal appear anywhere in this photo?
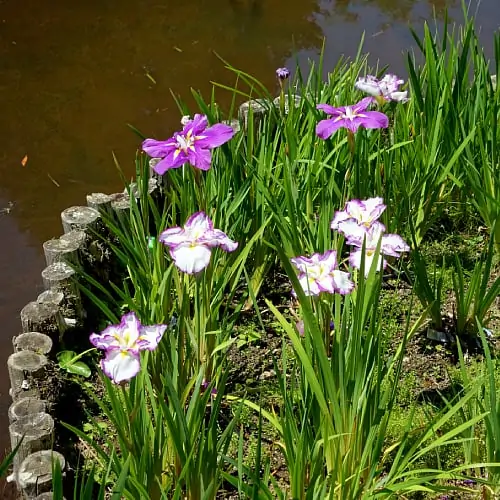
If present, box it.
[123,330,131,344]
[173,149,180,159]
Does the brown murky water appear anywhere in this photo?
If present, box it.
[0,0,497,493]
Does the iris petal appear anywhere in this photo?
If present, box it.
[195,123,235,148]
[101,350,141,384]
[170,244,212,274]
[332,270,354,294]
[316,118,346,139]
[187,147,212,171]
[142,138,175,158]
[357,111,389,129]
[138,325,167,351]
[316,103,344,116]
[184,212,213,232]
[159,227,185,247]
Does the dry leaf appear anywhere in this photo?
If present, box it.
[21,154,28,167]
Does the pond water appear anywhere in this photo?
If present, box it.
[0,0,497,488]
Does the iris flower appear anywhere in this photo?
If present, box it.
[331,197,386,230]
[159,211,238,274]
[290,250,354,296]
[142,114,235,175]
[337,220,410,275]
[90,312,167,384]
[276,67,290,81]
[355,74,408,103]
[316,97,389,139]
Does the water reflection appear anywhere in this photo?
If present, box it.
[303,0,495,84]
[317,0,458,22]
[0,0,324,246]
[0,201,45,493]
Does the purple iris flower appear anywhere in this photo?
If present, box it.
[276,67,290,81]
[89,312,167,384]
[159,211,238,274]
[290,250,354,297]
[142,114,235,175]
[355,74,409,103]
[336,220,410,276]
[316,97,389,139]
[331,197,386,230]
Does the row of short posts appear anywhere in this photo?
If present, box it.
[6,184,150,498]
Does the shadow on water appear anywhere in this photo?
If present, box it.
[0,0,498,493]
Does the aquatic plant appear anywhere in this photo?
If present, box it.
[290,250,354,296]
[89,312,166,383]
[159,211,238,274]
[355,73,409,103]
[330,196,386,229]
[275,66,290,81]
[142,113,235,174]
[316,97,389,138]
[336,218,410,275]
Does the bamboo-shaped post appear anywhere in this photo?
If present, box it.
[37,290,64,308]
[8,397,46,425]
[60,206,100,234]
[7,351,48,401]
[222,118,241,134]
[20,301,66,346]
[127,178,159,198]
[110,178,160,220]
[12,332,53,355]
[34,493,67,500]
[239,98,272,132]
[272,94,302,114]
[43,231,85,267]
[41,261,84,324]
[86,192,118,214]
[60,208,101,282]
[34,493,66,500]
[9,412,54,474]
[16,450,65,499]
[110,193,133,218]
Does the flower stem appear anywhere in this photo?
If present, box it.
[191,165,206,212]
